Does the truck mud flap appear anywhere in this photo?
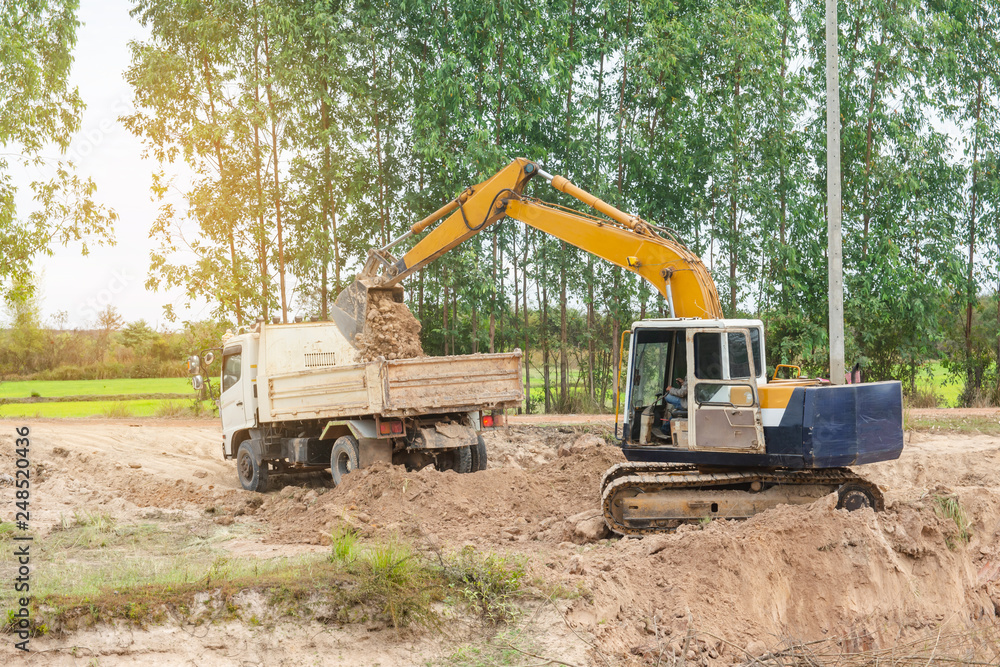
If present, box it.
[409,422,477,450]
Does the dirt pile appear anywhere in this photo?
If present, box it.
[353,293,423,361]
[7,420,1000,664]
[256,429,621,547]
[556,452,1000,661]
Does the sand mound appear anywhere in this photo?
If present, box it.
[255,426,1000,658]
[257,428,621,546]
[566,486,1000,660]
[354,293,423,361]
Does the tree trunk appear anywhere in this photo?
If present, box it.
[588,257,595,405]
[252,0,268,322]
[262,29,288,323]
[861,44,885,257]
[966,79,983,398]
[540,242,550,414]
[490,233,497,353]
[321,79,330,320]
[728,56,742,315]
[591,21,605,407]
[200,53,242,326]
[777,0,790,308]
[443,268,449,356]
[452,289,458,354]
[611,310,621,415]
[616,0,632,195]
[372,44,388,246]
[472,301,478,353]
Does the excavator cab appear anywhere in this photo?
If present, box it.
[625,319,766,456]
[620,317,903,472]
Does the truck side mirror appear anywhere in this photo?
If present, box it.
[192,375,204,391]
[204,351,215,366]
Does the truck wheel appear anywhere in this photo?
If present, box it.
[453,445,473,474]
[470,435,488,472]
[331,436,360,487]
[237,441,269,493]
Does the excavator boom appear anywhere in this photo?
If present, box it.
[336,158,722,333]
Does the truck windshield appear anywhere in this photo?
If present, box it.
[222,346,242,393]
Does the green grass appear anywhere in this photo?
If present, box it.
[0,398,213,419]
[914,361,962,407]
[931,494,972,549]
[0,378,194,399]
[906,414,1000,436]
[0,513,531,637]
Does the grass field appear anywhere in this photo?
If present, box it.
[914,361,963,407]
[0,378,193,399]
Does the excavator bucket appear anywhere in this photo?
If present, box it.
[332,278,405,341]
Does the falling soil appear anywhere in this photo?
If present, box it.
[353,292,424,361]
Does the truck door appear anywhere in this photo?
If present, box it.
[220,344,254,450]
[686,328,765,452]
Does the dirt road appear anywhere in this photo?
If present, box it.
[0,417,997,665]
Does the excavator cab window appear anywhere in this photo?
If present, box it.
[669,331,687,382]
[630,329,672,412]
[728,332,753,378]
[693,333,723,380]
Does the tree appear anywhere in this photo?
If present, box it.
[0,0,117,305]
[121,319,158,353]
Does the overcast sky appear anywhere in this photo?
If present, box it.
[13,0,204,331]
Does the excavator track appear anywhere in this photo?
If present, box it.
[601,464,883,536]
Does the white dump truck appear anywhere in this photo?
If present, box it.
[190,289,523,492]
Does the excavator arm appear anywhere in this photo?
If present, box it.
[335,158,722,333]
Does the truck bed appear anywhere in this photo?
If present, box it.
[260,352,523,422]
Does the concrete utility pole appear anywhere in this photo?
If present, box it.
[826,0,845,385]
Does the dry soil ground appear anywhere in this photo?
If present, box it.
[0,415,997,666]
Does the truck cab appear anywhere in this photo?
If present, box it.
[219,334,259,458]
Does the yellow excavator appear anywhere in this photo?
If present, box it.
[336,158,904,535]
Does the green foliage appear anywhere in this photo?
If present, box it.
[931,494,972,549]
[100,402,134,419]
[330,526,358,565]
[0,2,117,305]
[354,540,435,628]
[121,320,157,353]
[117,0,1000,412]
[443,547,526,625]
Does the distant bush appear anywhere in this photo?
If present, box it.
[152,401,190,418]
[101,402,133,419]
[905,387,941,409]
[11,360,186,382]
[0,313,229,380]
